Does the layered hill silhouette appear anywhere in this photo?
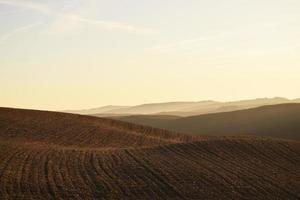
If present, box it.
[0,107,300,199]
[66,97,300,116]
[116,104,300,141]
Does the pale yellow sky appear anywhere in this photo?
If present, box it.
[0,0,300,110]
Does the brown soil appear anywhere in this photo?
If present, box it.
[0,107,299,199]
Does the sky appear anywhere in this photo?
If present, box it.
[0,0,300,110]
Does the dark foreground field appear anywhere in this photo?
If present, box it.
[0,108,300,199]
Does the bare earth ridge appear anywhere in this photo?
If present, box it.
[0,108,299,199]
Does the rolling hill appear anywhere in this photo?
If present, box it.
[115,104,300,140]
[67,97,300,117]
[0,107,300,199]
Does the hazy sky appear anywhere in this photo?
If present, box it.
[0,0,300,110]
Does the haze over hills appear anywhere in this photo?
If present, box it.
[66,97,300,117]
[115,104,300,141]
[63,105,130,115]
[64,101,209,116]
[0,107,299,199]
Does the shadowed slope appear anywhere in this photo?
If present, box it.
[0,107,299,199]
[0,107,195,148]
[117,104,300,140]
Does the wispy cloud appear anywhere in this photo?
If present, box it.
[147,18,300,53]
[0,0,156,34]
[0,22,40,44]
[146,33,232,53]
[147,38,209,52]
[0,0,50,14]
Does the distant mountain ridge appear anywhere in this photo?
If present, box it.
[65,97,300,116]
